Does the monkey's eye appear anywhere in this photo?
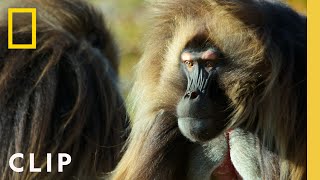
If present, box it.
[205,61,214,67]
[205,61,215,71]
[184,60,194,68]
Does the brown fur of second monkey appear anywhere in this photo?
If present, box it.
[113,0,306,180]
[0,0,127,179]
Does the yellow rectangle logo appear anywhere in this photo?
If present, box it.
[8,8,37,49]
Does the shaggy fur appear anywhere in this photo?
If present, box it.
[113,0,306,179]
[0,0,127,179]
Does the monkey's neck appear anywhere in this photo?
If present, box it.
[211,130,241,180]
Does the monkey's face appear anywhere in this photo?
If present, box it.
[176,40,232,143]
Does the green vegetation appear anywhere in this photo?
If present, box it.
[91,0,146,94]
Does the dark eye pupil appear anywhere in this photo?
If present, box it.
[185,61,193,67]
[206,61,213,67]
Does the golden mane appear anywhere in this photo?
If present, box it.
[113,0,306,179]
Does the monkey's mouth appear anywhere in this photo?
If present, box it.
[211,131,242,180]
[177,117,226,142]
[178,117,217,142]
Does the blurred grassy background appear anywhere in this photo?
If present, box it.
[90,0,306,95]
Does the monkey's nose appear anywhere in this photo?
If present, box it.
[184,91,199,99]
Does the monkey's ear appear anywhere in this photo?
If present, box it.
[215,0,267,27]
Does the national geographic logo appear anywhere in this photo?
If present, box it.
[8,8,37,49]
